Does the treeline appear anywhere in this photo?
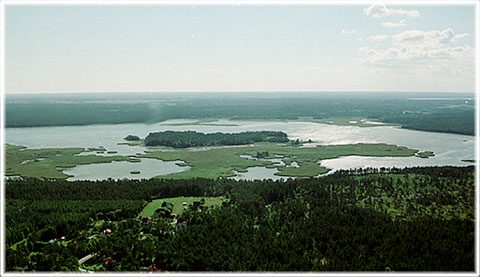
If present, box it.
[337,165,475,179]
[380,109,474,135]
[5,166,474,271]
[5,94,474,135]
[144,131,289,148]
[5,103,153,127]
[5,178,222,247]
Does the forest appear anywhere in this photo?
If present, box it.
[5,92,475,135]
[5,166,474,272]
[144,131,289,148]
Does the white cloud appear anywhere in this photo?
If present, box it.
[358,28,473,70]
[364,4,420,18]
[370,34,389,41]
[381,20,406,28]
[341,29,356,35]
[453,33,470,41]
[391,28,468,45]
[359,44,473,66]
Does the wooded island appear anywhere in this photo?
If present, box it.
[144,131,289,148]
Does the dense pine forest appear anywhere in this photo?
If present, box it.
[144,131,289,148]
[5,92,475,135]
[5,166,474,272]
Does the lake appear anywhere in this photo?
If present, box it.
[5,119,474,180]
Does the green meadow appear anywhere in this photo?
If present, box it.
[140,142,423,179]
[5,144,134,179]
[6,141,429,180]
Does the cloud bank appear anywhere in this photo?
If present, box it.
[359,28,473,69]
[364,4,420,18]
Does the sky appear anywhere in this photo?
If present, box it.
[4,3,477,94]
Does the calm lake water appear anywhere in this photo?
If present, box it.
[63,158,190,181]
[5,120,475,180]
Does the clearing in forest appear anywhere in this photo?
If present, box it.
[139,196,225,217]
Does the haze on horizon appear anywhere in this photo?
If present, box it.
[4,3,477,94]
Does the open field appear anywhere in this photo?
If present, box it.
[139,196,225,217]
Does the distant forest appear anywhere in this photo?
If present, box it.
[5,166,474,272]
[5,92,475,135]
[144,131,289,148]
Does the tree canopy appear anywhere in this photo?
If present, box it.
[5,166,474,272]
[144,131,289,148]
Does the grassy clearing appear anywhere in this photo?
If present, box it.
[139,196,225,217]
[140,143,424,179]
[5,144,133,179]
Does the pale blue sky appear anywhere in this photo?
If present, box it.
[4,4,477,93]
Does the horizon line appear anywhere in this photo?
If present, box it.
[3,90,476,95]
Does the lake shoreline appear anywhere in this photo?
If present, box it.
[4,119,473,181]
[4,117,475,137]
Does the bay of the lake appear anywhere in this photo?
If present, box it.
[5,120,475,180]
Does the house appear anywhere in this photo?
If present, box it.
[190,201,202,211]
[147,264,166,272]
[176,221,187,231]
[182,202,188,206]
[102,257,117,270]
[142,217,152,224]
[155,263,167,272]
[161,201,172,208]
[102,229,112,235]
[147,266,159,272]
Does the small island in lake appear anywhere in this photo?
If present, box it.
[415,151,435,158]
[124,135,140,141]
